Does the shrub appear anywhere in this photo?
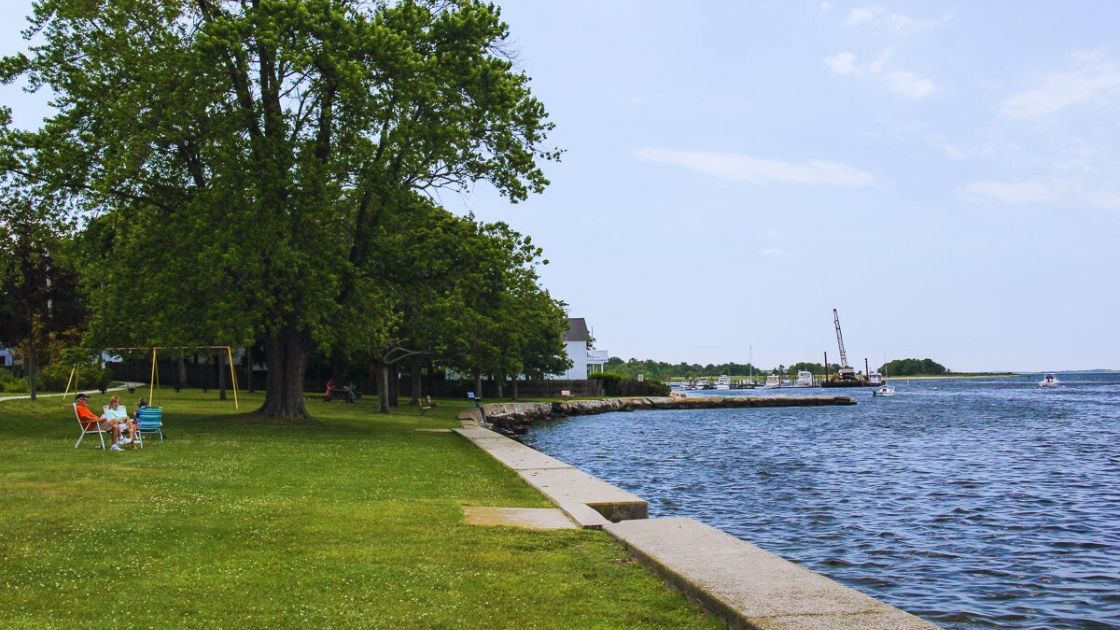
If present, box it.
[0,375,30,393]
[591,372,668,397]
[36,362,114,392]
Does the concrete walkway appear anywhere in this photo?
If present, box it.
[0,382,146,403]
[454,424,647,528]
[604,518,940,630]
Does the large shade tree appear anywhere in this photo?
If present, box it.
[1,0,558,418]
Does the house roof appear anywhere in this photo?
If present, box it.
[563,318,590,342]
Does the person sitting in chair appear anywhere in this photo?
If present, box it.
[75,393,129,451]
[103,395,138,450]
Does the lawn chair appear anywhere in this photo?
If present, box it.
[74,403,108,449]
[136,406,164,441]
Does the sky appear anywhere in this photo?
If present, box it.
[3,1,1119,372]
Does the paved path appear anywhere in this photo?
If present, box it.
[0,382,146,403]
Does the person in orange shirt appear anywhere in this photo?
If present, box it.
[75,393,128,451]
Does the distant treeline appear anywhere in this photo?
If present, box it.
[603,357,951,379]
[882,358,949,376]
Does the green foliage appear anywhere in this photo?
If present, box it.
[589,372,623,384]
[35,361,113,392]
[5,0,560,416]
[880,358,949,376]
[590,372,668,397]
[0,370,29,393]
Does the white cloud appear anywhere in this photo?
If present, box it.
[1082,190,1120,210]
[926,136,967,161]
[824,52,856,76]
[869,48,894,74]
[824,47,936,100]
[842,6,932,33]
[843,7,879,27]
[961,181,1059,205]
[1000,52,1120,119]
[759,248,786,257]
[885,71,937,99]
[635,148,875,187]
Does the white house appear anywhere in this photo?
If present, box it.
[555,318,608,380]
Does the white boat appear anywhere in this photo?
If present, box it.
[868,371,884,386]
[1039,373,1060,388]
[715,375,731,390]
[763,374,782,388]
[872,385,895,397]
[792,371,814,387]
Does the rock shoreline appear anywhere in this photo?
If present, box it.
[460,395,856,437]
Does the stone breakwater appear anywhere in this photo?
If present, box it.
[460,395,856,437]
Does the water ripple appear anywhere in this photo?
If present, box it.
[523,374,1120,630]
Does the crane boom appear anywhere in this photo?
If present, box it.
[833,309,850,368]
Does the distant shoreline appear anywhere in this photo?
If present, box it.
[882,372,1025,376]
[885,373,1021,380]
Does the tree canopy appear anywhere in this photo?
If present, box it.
[2,0,560,417]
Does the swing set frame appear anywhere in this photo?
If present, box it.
[62,346,241,410]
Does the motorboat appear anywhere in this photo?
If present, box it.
[868,372,884,386]
[1039,373,1060,388]
[793,371,814,387]
[715,375,731,390]
[764,374,782,388]
[872,385,895,397]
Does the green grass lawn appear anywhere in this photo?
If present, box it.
[0,389,720,630]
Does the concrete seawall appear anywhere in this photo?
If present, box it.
[454,401,940,630]
[461,395,856,436]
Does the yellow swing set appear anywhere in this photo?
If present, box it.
[62,346,241,410]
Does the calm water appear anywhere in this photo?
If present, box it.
[523,374,1120,630]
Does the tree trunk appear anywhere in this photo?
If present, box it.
[511,378,519,401]
[177,355,187,391]
[474,373,483,399]
[218,350,227,400]
[374,360,390,414]
[389,367,400,407]
[257,324,311,419]
[246,346,255,394]
[426,359,436,399]
[27,331,37,402]
[409,355,423,405]
[495,375,503,399]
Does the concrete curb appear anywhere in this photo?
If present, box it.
[604,518,941,630]
[453,424,646,528]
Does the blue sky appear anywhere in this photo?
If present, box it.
[4,1,1119,371]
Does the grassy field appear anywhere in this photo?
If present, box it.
[0,389,720,630]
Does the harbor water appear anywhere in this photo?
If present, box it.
[522,374,1120,630]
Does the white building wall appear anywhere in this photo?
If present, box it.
[561,340,587,379]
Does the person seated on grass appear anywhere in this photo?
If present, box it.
[75,393,126,450]
[103,395,138,450]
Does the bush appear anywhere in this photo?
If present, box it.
[0,371,30,393]
[591,372,668,397]
[36,362,114,392]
